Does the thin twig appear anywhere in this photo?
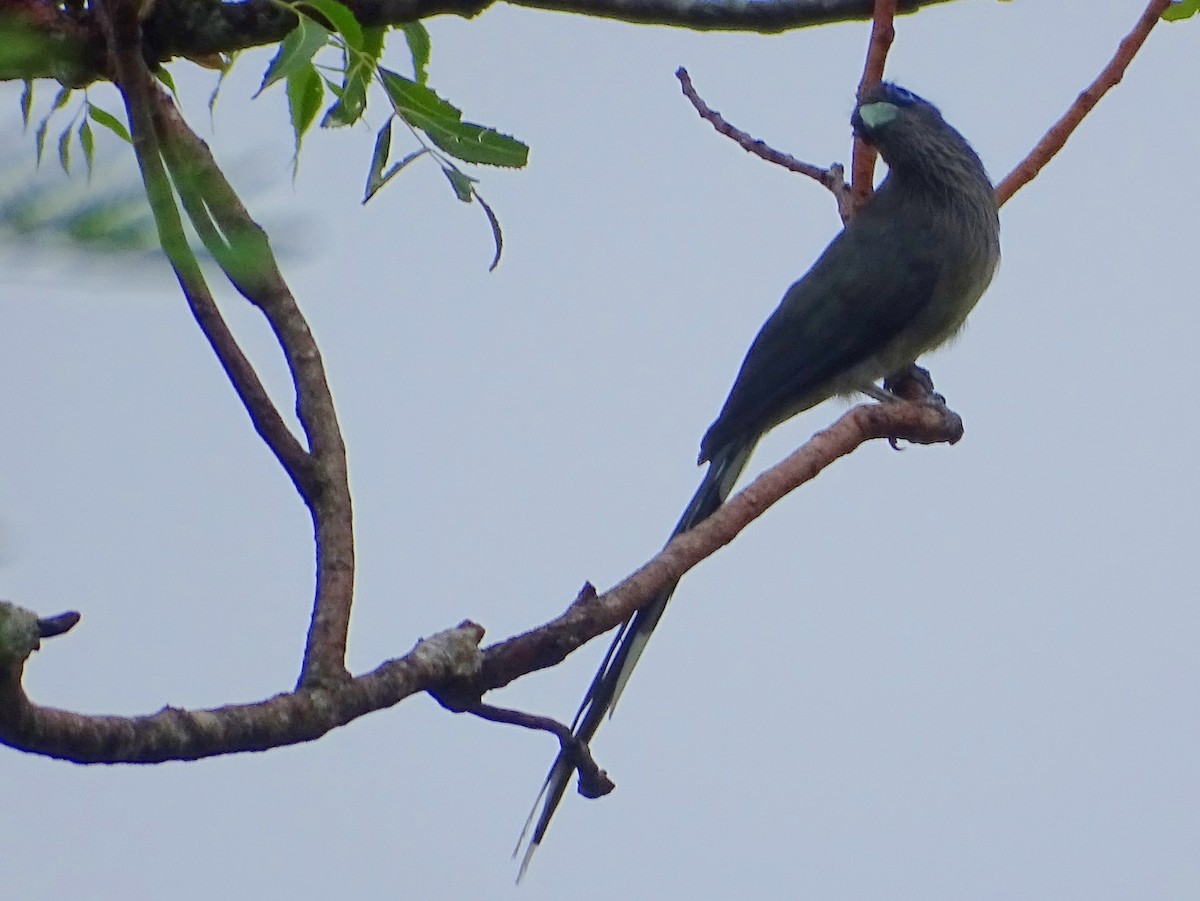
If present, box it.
[995,0,1170,206]
[849,0,897,213]
[676,67,851,214]
[468,703,615,798]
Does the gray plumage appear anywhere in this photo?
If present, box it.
[517,83,1001,876]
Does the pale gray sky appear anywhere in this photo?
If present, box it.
[3,2,1198,898]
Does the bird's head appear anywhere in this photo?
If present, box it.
[851,83,989,185]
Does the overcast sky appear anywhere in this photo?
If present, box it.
[2,1,1198,898]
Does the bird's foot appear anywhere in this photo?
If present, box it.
[883,363,945,404]
[878,365,951,449]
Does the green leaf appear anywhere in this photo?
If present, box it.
[475,190,504,271]
[155,66,178,94]
[426,120,528,168]
[380,68,451,119]
[402,22,431,83]
[364,119,427,203]
[51,86,72,112]
[379,69,528,168]
[440,165,476,203]
[363,26,386,61]
[78,119,95,177]
[57,125,71,175]
[20,80,32,128]
[256,18,330,96]
[34,118,48,165]
[364,119,393,200]
[87,104,132,143]
[287,63,325,162]
[1163,0,1199,20]
[380,150,427,192]
[436,167,506,269]
[296,0,363,50]
[320,51,370,128]
[209,51,239,115]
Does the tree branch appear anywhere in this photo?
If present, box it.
[462,702,615,798]
[0,399,961,763]
[1,0,959,84]
[499,0,944,32]
[477,398,960,689]
[679,0,1170,221]
[676,66,852,218]
[150,94,357,689]
[95,0,355,688]
[94,0,310,488]
[849,0,896,212]
[0,604,485,762]
[995,0,1171,206]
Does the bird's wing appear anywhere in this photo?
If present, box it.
[700,206,943,461]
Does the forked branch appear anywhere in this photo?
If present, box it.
[0,0,1176,769]
[0,399,962,761]
[678,0,1172,216]
[95,0,354,688]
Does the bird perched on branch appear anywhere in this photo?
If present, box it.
[518,82,1001,875]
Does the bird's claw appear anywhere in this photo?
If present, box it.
[883,363,939,401]
[882,364,952,449]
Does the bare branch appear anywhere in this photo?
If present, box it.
[476,398,962,691]
[995,0,1171,206]
[464,702,615,799]
[505,0,945,32]
[676,67,852,218]
[849,0,897,214]
[0,399,960,763]
[0,615,486,762]
[675,0,899,229]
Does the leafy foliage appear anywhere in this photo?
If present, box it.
[250,2,528,267]
[23,82,130,178]
[377,69,527,167]
[1163,0,1199,21]
[12,2,529,269]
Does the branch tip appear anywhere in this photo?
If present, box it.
[469,702,615,799]
[676,66,848,213]
[996,0,1170,205]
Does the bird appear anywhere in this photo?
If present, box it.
[517,82,1001,876]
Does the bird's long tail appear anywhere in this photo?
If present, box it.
[516,439,755,878]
